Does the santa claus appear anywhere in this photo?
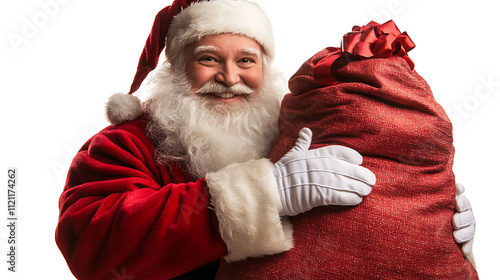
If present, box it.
[55,0,475,279]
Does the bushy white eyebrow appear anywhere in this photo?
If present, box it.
[193,45,218,55]
[193,46,261,59]
[241,48,261,59]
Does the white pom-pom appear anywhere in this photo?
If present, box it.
[105,93,143,125]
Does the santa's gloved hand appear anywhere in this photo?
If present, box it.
[273,127,376,216]
[453,183,476,257]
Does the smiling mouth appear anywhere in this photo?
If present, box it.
[210,92,237,99]
[197,82,254,99]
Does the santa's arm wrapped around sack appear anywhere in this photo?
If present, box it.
[55,113,377,279]
[56,114,294,279]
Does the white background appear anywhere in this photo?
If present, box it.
[1,0,498,279]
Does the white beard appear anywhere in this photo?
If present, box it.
[145,62,286,179]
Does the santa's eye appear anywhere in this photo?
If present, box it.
[239,58,255,63]
[200,56,217,62]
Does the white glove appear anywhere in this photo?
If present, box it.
[273,127,376,216]
[452,183,475,257]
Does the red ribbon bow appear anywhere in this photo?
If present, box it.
[313,20,416,85]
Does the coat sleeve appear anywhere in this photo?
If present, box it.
[55,123,227,280]
[206,159,294,262]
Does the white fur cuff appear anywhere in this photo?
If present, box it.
[206,158,293,262]
[105,93,143,125]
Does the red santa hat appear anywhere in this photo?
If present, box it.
[106,0,275,125]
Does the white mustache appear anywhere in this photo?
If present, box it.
[196,82,254,95]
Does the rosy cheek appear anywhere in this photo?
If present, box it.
[188,67,212,90]
[246,70,264,90]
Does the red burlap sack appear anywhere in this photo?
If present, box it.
[216,21,478,279]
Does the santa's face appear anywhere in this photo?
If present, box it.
[184,34,264,104]
[146,33,285,178]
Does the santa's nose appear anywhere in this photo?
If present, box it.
[215,63,241,86]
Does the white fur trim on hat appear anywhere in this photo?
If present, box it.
[166,0,275,63]
[205,158,294,262]
[105,93,143,125]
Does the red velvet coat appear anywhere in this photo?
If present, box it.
[56,114,227,279]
